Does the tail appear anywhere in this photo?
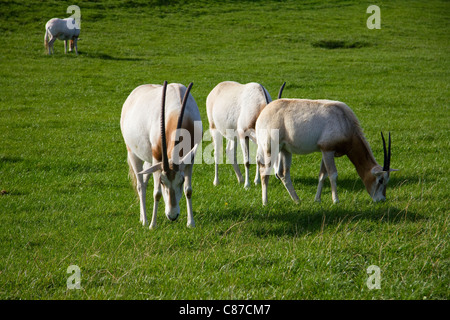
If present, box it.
[44,28,49,53]
[127,155,138,195]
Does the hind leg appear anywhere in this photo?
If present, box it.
[226,138,244,184]
[73,37,78,55]
[48,36,56,55]
[211,128,222,186]
[315,158,328,202]
[239,135,251,188]
[127,152,149,225]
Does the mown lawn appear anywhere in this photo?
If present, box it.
[0,0,448,299]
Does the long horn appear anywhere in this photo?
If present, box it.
[381,131,391,171]
[260,84,270,104]
[278,82,286,99]
[176,82,193,131]
[172,83,193,166]
[161,81,169,172]
[387,132,391,171]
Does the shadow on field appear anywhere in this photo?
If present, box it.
[206,198,425,239]
[79,51,148,61]
[249,205,425,238]
[290,175,420,192]
[290,176,361,191]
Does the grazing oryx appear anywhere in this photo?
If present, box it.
[120,81,202,229]
[206,81,286,188]
[44,18,80,55]
[256,99,396,205]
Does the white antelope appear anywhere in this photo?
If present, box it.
[206,81,286,188]
[120,81,202,229]
[255,99,396,205]
[44,18,80,55]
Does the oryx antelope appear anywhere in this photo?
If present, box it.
[206,81,286,188]
[120,81,202,229]
[44,18,80,55]
[256,99,396,205]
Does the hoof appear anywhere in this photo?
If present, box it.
[187,221,195,228]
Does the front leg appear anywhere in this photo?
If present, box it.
[150,170,162,229]
[226,138,244,184]
[321,151,339,204]
[64,40,68,54]
[239,135,251,189]
[315,158,328,202]
[73,37,78,55]
[278,150,300,203]
[184,165,195,228]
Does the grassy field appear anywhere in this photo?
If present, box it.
[0,0,448,300]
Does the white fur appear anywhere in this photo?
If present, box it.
[256,99,394,205]
[44,18,80,55]
[120,83,202,229]
[206,81,272,188]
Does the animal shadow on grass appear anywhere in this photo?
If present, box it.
[206,174,425,238]
[251,205,424,239]
[254,174,426,237]
[79,51,148,61]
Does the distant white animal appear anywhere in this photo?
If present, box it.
[206,81,286,188]
[255,99,396,205]
[44,18,80,55]
[120,81,202,229]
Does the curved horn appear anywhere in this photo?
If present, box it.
[278,82,286,99]
[176,82,193,131]
[260,84,270,104]
[161,81,169,172]
[387,132,391,170]
[381,132,391,171]
[172,83,193,166]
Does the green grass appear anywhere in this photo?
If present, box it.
[0,0,448,299]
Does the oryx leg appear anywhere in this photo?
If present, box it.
[183,164,195,228]
[128,152,149,226]
[248,130,261,185]
[258,138,273,205]
[259,162,270,206]
[254,161,261,185]
[315,158,328,202]
[64,40,68,54]
[73,38,78,55]
[274,152,282,180]
[321,151,339,203]
[239,135,251,189]
[149,169,162,230]
[48,36,56,55]
[211,128,222,186]
[277,150,300,203]
[226,138,244,184]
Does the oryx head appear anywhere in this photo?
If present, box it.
[140,81,198,221]
[370,132,397,202]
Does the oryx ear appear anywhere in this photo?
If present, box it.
[139,162,162,175]
[180,143,199,167]
[371,167,386,177]
[389,168,399,172]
